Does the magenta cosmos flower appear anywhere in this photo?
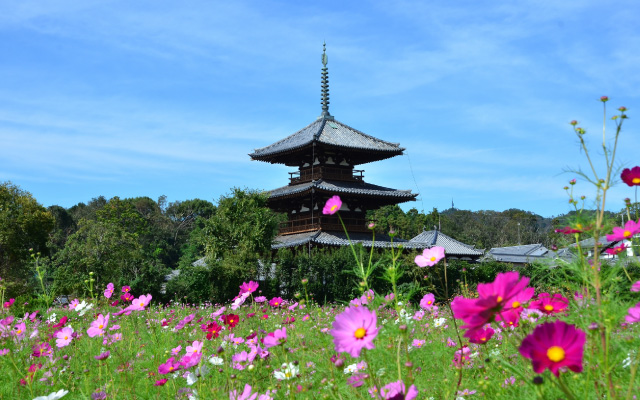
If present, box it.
[322,195,342,215]
[621,166,640,186]
[631,281,640,292]
[519,320,585,377]
[378,380,418,400]
[239,281,259,294]
[263,327,287,348]
[269,297,284,308]
[330,306,378,358]
[415,246,445,267]
[530,293,568,315]
[451,272,534,334]
[606,219,640,241]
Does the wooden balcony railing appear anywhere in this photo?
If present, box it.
[289,167,364,185]
[279,215,369,235]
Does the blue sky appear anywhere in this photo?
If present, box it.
[1,0,639,218]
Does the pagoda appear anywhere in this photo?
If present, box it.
[249,44,418,249]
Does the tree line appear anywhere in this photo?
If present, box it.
[0,180,623,306]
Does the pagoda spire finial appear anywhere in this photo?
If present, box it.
[319,42,333,120]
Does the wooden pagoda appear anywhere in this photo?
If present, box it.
[249,44,418,249]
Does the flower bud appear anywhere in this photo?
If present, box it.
[301,279,308,285]
[570,120,578,126]
[569,179,576,185]
[600,96,609,102]
[618,106,627,112]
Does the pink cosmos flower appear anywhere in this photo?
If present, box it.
[605,243,628,256]
[104,282,114,299]
[87,313,110,338]
[411,339,425,348]
[606,220,640,241]
[179,351,202,369]
[452,345,471,368]
[530,293,568,315]
[263,327,287,348]
[3,298,14,308]
[631,281,640,292]
[269,297,284,308]
[55,327,74,348]
[128,294,152,311]
[322,195,342,215]
[154,379,168,386]
[121,285,131,293]
[120,293,134,302]
[171,345,182,355]
[229,384,274,400]
[330,306,378,358]
[555,226,585,234]
[420,293,436,309]
[186,341,203,355]
[378,380,418,400]
[239,281,259,294]
[12,322,26,340]
[621,166,640,186]
[254,296,267,303]
[519,320,586,377]
[158,356,181,374]
[626,302,640,323]
[415,246,445,267]
[94,351,110,361]
[68,299,79,310]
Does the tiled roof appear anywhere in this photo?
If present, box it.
[273,230,424,250]
[269,179,417,201]
[488,244,548,257]
[409,230,484,257]
[249,118,404,162]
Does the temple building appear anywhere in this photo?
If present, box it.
[249,45,483,260]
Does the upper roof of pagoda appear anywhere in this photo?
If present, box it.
[249,117,404,166]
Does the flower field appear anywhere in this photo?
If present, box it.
[1,271,639,399]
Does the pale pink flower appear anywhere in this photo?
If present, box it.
[415,246,445,267]
[330,306,378,358]
[87,313,110,338]
[55,327,74,348]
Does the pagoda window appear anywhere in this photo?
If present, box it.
[339,159,350,166]
[326,156,335,165]
[313,157,320,165]
[302,162,310,167]
[301,205,310,212]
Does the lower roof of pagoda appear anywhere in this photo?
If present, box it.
[272,230,483,260]
[268,179,417,202]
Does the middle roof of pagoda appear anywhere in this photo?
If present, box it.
[249,117,405,166]
[268,178,417,203]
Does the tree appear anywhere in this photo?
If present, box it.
[0,182,54,295]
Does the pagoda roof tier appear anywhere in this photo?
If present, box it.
[268,179,417,203]
[272,230,483,260]
[249,118,404,166]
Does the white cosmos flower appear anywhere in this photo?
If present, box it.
[32,389,69,400]
[208,356,224,365]
[343,363,358,374]
[274,362,299,380]
[433,318,447,328]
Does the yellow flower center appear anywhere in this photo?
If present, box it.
[169,366,174,371]
[481,337,486,341]
[99,324,104,329]
[274,302,279,306]
[633,178,640,184]
[354,327,367,339]
[427,301,432,305]
[547,346,565,362]
[330,205,338,212]
[16,329,22,334]
[64,336,68,340]
[544,305,554,312]
[624,230,632,238]
[497,296,503,303]
[430,256,436,262]
[512,301,520,308]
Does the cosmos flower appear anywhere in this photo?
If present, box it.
[415,246,445,267]
[378,380,418,400]
[158,356,181,375]
[626,302,640,323]
[605,243,628,256]
[222,314,240,329]
[31,342,53,358]
[330,306,378,358]
[205,322,222,340]
[519,320,585,377]
[606,220,640,241]
[419,293,436,310]
[239,281,259,294]
[631,281,640,292]
[263,327,287,348]
[55,327,74,348]
[104,283,114,299]
[32,389,69,400]
[273,362,299,380]
[322,195,342,215]
[466,326,495,344]
[269,297,284,308]
[87,313,110,338]
[530,293,568,315]
[621,166,640,186]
